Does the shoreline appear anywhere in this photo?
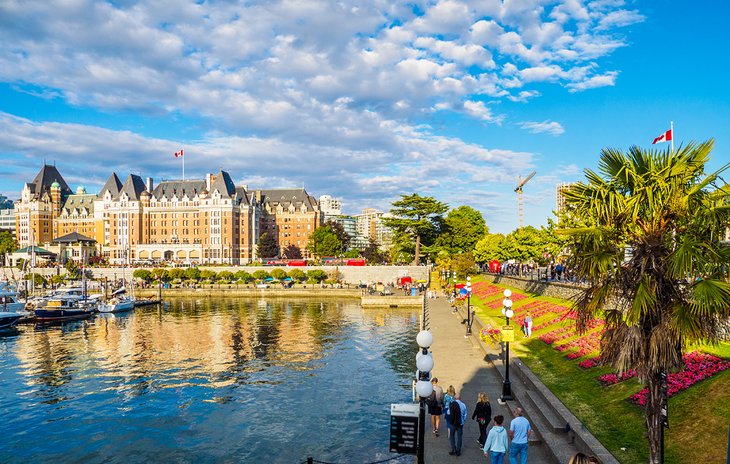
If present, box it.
[135,287,424,307]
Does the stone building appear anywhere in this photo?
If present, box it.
[15,164,72,247]
[256,189,321,258]
[14,164,323,264]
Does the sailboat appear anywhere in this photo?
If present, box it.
[98,244,135,313]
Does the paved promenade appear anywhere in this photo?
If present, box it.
[423,296,553,464]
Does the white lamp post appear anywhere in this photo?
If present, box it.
[465,276,473,336]
[501,289,514,401]
[415,330,433,464]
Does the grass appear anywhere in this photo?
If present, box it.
[459,275,730,464]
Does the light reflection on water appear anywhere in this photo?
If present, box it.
[0,298,419,463]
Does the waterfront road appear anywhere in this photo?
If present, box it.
[423,296,553,464]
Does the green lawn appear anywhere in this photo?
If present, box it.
[464,276,730,464]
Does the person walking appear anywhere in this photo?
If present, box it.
[509,407,532,464]
[443,385,456,438]
[472,392,492,446]
[448,393,467,456]
[429,378,444,436]
[483,415,508,464]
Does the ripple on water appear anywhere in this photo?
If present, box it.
[0,298,419,463]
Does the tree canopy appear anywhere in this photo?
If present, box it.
[308,226,343,258]
[257,232,279,259]
[558,141,730,463]
[432,205,487,256]
[383,193,448,265]
[0,230,17,266]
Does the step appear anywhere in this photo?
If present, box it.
[524,389,568,434]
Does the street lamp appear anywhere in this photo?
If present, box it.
[415,330,434,464]
[501,289,514,401]
[465,276,473,336]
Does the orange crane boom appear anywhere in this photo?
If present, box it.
[515,171,536,228]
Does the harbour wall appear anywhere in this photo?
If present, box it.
[2,265,430,286]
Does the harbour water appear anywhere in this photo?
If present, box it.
[0,297,419,463]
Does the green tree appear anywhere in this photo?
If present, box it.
[133,269,153,282]
[252,270,270,282]
[270,268,287,280]
[501,226,547,262]
[0,230,18,266]
[257,232,279,259]
[200,270,217,282]
[308,226,342,258]
[383,193,448,265]
[473,233,507,263]
[558,141,730,463]
[168,268,185,280]
[234,270,253,283]
[288,269,306,282]
[451,252,477,278]
[361,238,385,263]
[281,244,302,259]
[306,269,327,283]
[152,268,168,281]
[185,267,201,281]
[324,220,351,250]
[433,206,487,255]
[343,249,361,258]
[65,259,79,279]
[217,270,234,282]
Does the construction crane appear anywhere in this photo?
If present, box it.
[514,171,536,229]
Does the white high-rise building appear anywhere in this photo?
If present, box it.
[556,182,577,214]
[319,195,342,220]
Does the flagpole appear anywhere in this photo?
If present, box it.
[670,121,674,153]
[182,151,185,181]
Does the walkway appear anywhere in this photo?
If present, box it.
[423,295,554,463]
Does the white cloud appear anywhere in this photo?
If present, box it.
[463,101,503,123]
[519,120,565,136]
[508,90,541,102]
[566,70,619,92]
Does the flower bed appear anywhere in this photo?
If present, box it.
[578,357,601,369]
[628,352,730,406]
[598,370,637,386]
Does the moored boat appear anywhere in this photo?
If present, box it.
[34,298,95,322]
[0,311,24,329]
[98,287,135,313]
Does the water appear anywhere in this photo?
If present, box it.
[0,298,420,463]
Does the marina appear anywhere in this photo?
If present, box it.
[0,296,418,463]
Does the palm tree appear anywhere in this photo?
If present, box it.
[558,140,730,463]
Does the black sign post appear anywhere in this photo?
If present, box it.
[390,403,419,455]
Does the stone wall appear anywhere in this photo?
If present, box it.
[485,273,585,301]
[3,265,430,286]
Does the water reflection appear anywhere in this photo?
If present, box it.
[0,298,418,463]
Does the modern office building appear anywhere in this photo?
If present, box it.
[0,194,15,233]
[355,208,392,248]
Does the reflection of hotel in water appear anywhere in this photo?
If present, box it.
[11,300,418,394]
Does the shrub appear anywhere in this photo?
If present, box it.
[270,268,287,280]
[252,270,271,281]
[288,269,306,282]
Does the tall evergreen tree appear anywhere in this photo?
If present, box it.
[383,193,448,265]
[257,232,279,259]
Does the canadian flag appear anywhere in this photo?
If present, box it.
[174,149,184,158]
[652,129,673,144]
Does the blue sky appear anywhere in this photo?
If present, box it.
[0,0,727,234]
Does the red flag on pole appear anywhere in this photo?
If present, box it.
[174,149,184,158]
[652,129,673,144]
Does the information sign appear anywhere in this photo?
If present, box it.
[501,326,514,342]
[389,403,419,454]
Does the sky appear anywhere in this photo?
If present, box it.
[0,0,728,234]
